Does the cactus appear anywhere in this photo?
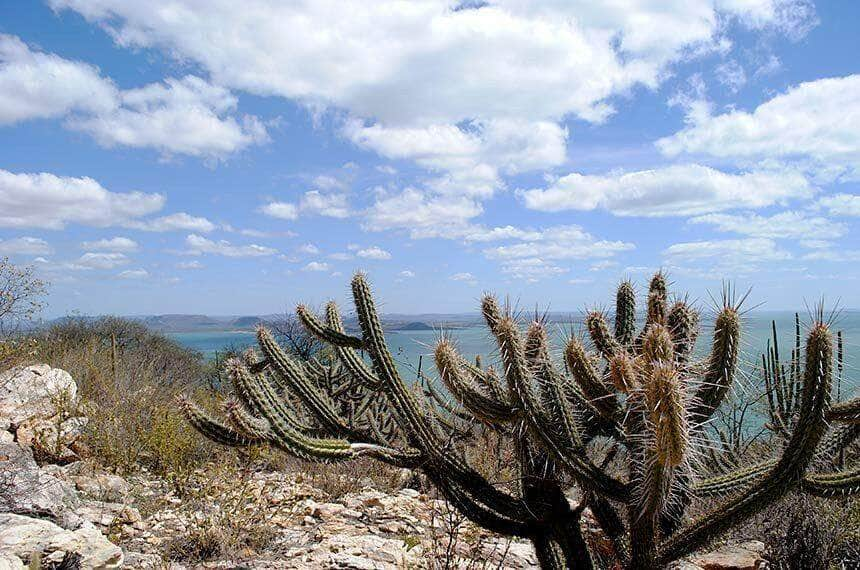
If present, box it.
[181,272,859,569]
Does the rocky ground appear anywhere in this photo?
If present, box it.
[0,364,768,569]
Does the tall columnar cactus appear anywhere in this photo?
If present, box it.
[180,272,859,569]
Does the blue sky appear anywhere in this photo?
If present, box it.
[1,1,858,316]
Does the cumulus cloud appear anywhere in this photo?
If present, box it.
[519,164,813,217]
[302,261,330,272]
[0,237,52,256]
[0,33,116,124]
[689,212,846,239]
[117,268,149,279]
[363,188,482,237]
[817,193,860,216]
[483,225,633,262]
[450,272,477,285]
[0,35,266,158]
[48,0,815,223]
[260,202,298,221]
[80,236,138,252]
[68,76,268,158]
[176,260,203,270]
[126,212,216,232]
[185,234,277,257]
[663,237,791,270]
[0,169,163,229]
[50,1,811,127]
[356,246,391,260]
[71,252,130,270]
[657,75,860,181]
[398,270,415,278]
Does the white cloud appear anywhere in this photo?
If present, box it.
[185,234,277,257]
[356,246,391,260]
[450,272,477,285]
[658,75,860,181]
[589,260,618,271]
[398,270,415,278]
[69,75,268,158]
[483,225,633,262]
[49,0,814,216]
[715,60,746,92]
[117,268,149,279]
[519,164,813,217]
[71,252,130,270]
[51,1,809,128]
[176,260,203,270]
[260,202,299,221]
[296,243,320,255]
[817,193,860,216]
[462,225,544,243]
[689,211,846,239]
[302,261,330,272]
[127,212,216,232]
[0,169,164,229]
[364,188,482,237]
[80,236,138,252]
[663,238,791,269]
[0,33,116,124]
[0,35,265,158]
[0,237,52,256]
[299,191,351,218]
[328,252,353,261]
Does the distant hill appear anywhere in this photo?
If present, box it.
[231,316,264,328]
[393,321,434,331]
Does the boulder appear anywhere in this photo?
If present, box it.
[0,365,77,425]
[0,513,123,569]
[0,554,24,570]
[0,442,79,527]
[689,541,766,570]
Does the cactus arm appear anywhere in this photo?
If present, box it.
[257,326,353,435]
[223,398,274,440]
[658,322,833,565]
[435,339,517,423]
[323,301,382,389]
[614,279,637,345]
[586,311,622,359]
[667,301,699,364]
[691,460,777,497]
[564,336,620,421]
[646,272,668,326]
[351,274,535,521]
[802,466,860,497]
[492,316,629,500]
[462,361,508,402]
[689,306,740,424]
[296,304,364,349]
[177,395,263,446]
[827,397,860,423]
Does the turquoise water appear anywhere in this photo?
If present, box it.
[167,310,859,397]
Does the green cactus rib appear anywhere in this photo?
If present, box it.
[351,274,535,522]
[322,302,381,389]
[435,339,517,423]
[802,466,860,497]
[296,304,364,349]
[658,322,833,564]
[827,397,860,423]
[614,279,637,345]
[176,395,264,447]
[224,398,274,440]
[692,460,777,497]
[256,326,351,435]
[492,316,629,501]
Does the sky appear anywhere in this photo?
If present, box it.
[0,0,858,317]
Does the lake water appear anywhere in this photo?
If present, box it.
[167,310,860,398]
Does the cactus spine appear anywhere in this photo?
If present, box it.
[181,272,859,570]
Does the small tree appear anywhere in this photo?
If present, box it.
[0,256,47,337]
